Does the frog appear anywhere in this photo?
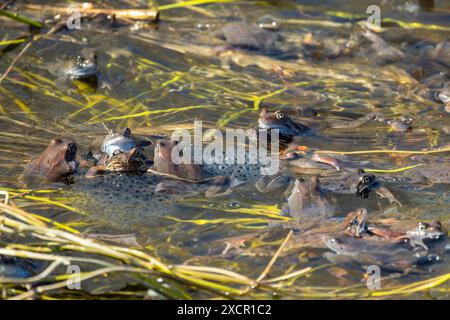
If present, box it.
[152,138,274,193]
[85,127,151,176]
[350,23,405,65]
[281,208,369,251]
[65,50,99,81]
[367,220,445,250]
[215,21,282,53]
[385,115,414,133]
[285,155,381,198]
[0,255,46,279]
[434,82,450,112]
[257,109,383,140]
[431,40,450,67]
[153,139,204,182]
[281,177,335,221]
[258,109,310,139]
[47,48,99,90]
[319,169,380,199]
[46,48,117,93]
[100,127,151,157]
[85,148,146,178]
[379,162,450,185]
[22,138,78,184]
[322,234,435,272]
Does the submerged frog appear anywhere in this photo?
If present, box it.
[22,138,78,183]
[379,162,450,185]
[0,255,45,279]
[258,109,310,139]
[322,234,434,271]
[215,21,282,53]
[48,49,99,80]
[353,25,404,65]
[434,82,450,112]
[320,169,380,199]
[258,109,383,140]
[386,115,414,133]
[66,50,99,81]
[47,48,104,92]
[282,208,368,251]
[367,220,445,250]
[281,177,335,221]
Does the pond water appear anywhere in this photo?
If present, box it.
[0,0,450,299]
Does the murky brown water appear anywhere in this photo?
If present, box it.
[1,0,450,299]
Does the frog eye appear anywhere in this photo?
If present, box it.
[328,238,339,245]
[51,138,63,145]
[276,112,284,119]
[431,220,442,230]
[418,222,428,231]
[112,150,122,156]
[123,127,132,136]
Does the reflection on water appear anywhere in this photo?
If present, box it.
[0,0,450,299]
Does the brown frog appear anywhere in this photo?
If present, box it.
[322,234,435,272]
[258,109,383,139]
[281,177,335,221]
[379,162,450,185]
[282,208,368,251]
[153,139,204,182]
[84,127,152,177]
[85,148,145,178]
[366,220,445,250]
[22,138,78,183]
[258,109,310,138]
[216,21,281,53]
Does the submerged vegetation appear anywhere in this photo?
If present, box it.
[1,0,450,299]
[1,191,450,300]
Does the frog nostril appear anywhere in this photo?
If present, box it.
[67,142,77,154]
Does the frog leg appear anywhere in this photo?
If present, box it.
[85,165,107,178]
[408,236,429,251]
[255,174,292,193]
[155,180,198,196]
[204,173,245,198]
[311,153,342,171]
[417,180,436,190]
[376,186,402,207]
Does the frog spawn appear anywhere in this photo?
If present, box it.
[67,173,179,229]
